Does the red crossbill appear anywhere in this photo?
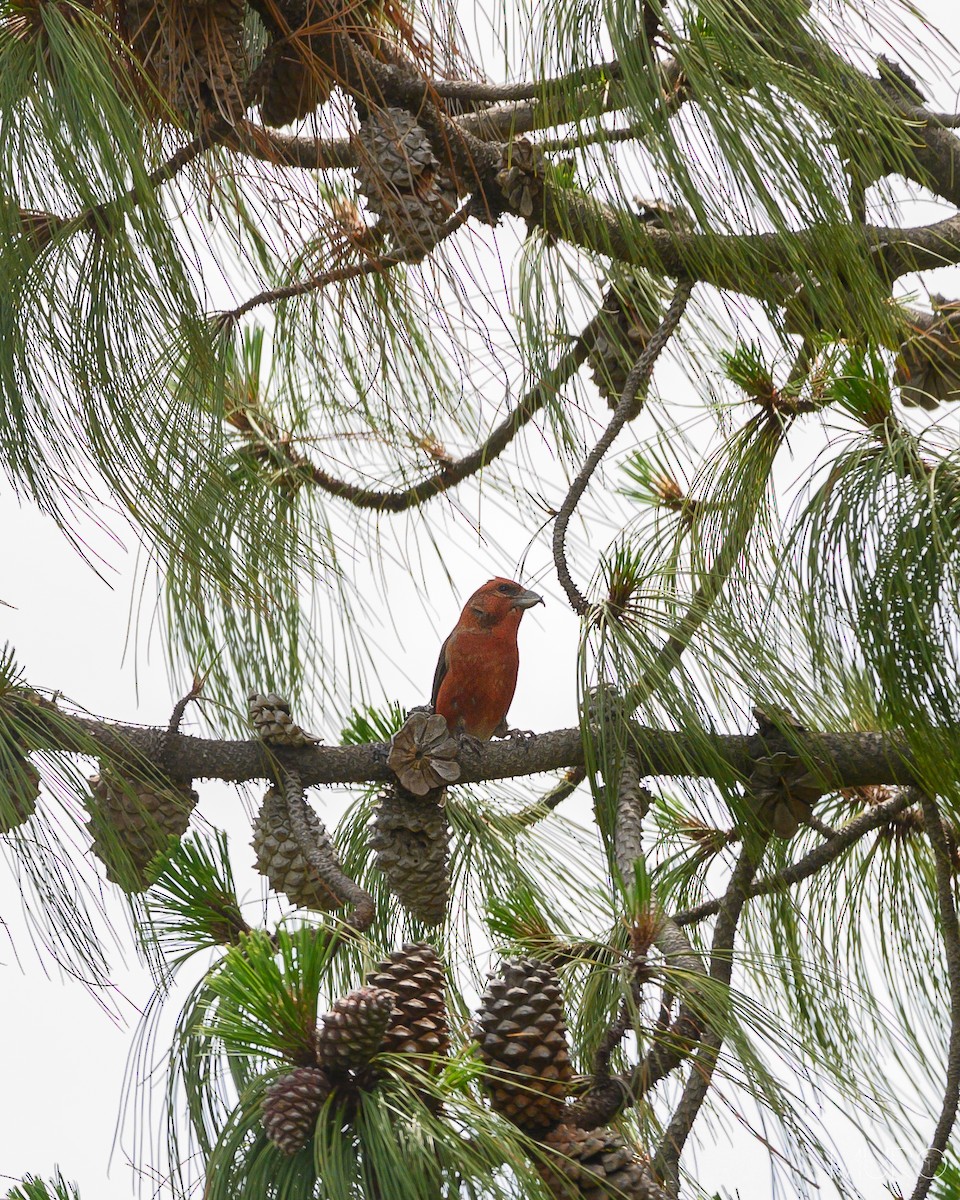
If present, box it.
[431,578,543,740]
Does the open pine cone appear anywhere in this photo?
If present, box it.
[248,692,321,747]
[387,711,460,796]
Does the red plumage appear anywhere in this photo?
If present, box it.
[431,578,543,740]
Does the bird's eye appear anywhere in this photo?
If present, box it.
[497,583,516,595]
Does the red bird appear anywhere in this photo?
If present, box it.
[431,578,544,740]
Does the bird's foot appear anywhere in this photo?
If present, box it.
[500,726,537,743]
[457,731,487,758]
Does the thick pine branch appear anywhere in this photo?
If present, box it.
[5,693,942,792]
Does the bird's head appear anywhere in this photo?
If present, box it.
[462,578,544,630]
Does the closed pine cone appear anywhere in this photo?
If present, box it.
[367,942,449,1064]
[315,985,395,1076]
[251,786,343,912]
[261,1065,331,1155]
[368,784,449,925]
[538,1124,663,1200]
[473,956,573,1133]
[86,768,198,891]
[121,0,248,123]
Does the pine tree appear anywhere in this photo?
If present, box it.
[4,0,960,1197]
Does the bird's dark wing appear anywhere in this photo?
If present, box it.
[430,633,452,708]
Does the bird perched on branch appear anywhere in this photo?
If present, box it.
[431,578,543,741]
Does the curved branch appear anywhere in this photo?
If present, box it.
[278,768,374,932]
[653,842,766,1192]
[218,203,472,323]
[300,332,590,511]
[910,790,960,1200]
[553,281,693,615]
[672,787,915,926]
[228,299,635,512]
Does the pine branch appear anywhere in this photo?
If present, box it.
[218,204,472,322]
[910,790,960,1200]
[457,58,686,139]
[567,915,709,1129]
[653,842,767,1192]
[223,121,355,170]
[513,766,587,828]
[241,321,590,511]
[3,691,946,793]
[623,342,813,715]
[672,787,916,926]
[553,281,693,615]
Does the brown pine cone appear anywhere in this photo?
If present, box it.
[473,956,573,1132]
[262,1065,332,1155]
[315,986,395,1076]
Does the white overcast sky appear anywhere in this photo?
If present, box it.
[4,2,960,1197]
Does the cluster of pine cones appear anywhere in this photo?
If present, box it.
[262,942,449,1153]
[264,944,657,1198]
[111,0,392,127]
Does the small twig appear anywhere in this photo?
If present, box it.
[672,787,915,926]
[909,790,960,1200]
[553,280,693,615]
[83,127,225,236]
[457,57,685,140]
[166,675,205,740]
[538,120,660,154]
[513,766,587,827]
[802,812,838,839]
[653,842,766,1193]
[278,768,374,933]
[217,203,472,324]
[593,966,644,1082]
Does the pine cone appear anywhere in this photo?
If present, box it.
[496,137,544,219]
[387,712,460,796]
[368,785,449,925]
[122,0,248,123]
[248,691,321,747]
[749,751,822,839]
[538,1124,662,1200]
[354,107,458,259]
[896,303,960,408]
[251,786,343,911]
[473,956,573,1132]
[86,769,198,891]
[367,942,450,1064]
[315,986,395,1075]
[0,749,40,833]
[262,1066,332,1155]
[588,279,663,408]
[259,50,333,127]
